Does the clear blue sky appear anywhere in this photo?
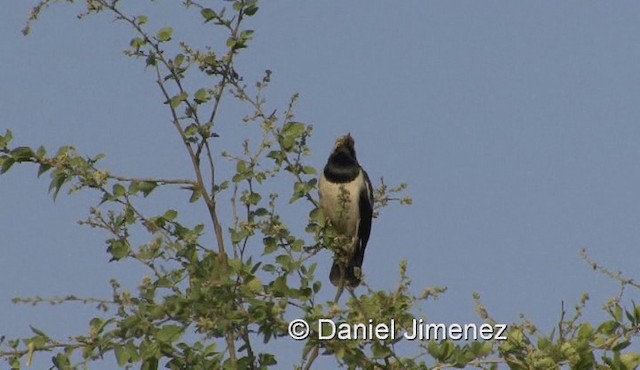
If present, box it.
[2,1,640,368]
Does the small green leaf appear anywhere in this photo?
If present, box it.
[240,30,254,41]
[246,192,261,206]
[136,15,148,26]
[184,123,198,137]
[157,325,184,344]
[596,320,619,335]
[621,353,640,369]
[262,263,275,272]
[275,254,292,270]
[0,129,13,149]
[107,239,130,261]
[189,188,201,203]
[130,37,146,49]
[30,326,50,340]
[35,146,46,159]
[173,53,185,67]
[230,228,247,244]
[114,345,130,366]
[113,184,126,197]
[244,5,259,16]
[156,27,173,42]
[612,303,623,321]
[0,156,15,174]
[371,342,392,359]
[302,166,317,175]
[201,8,217,22]
[163,209,178,221]
[138,181,158,197]
[263,237,277,255]
[282,122,305,138]
[146,53,157,67]
[37,162,52,177]
[226,37,237,49]
[168,92,188,109]
[194,88,211,104]
[11,146,35,161]
[52,353,72,369]
[49,171,70,200]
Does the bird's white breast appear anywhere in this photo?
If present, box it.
[318,170,364,237]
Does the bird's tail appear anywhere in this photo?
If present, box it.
[330,260,361,288]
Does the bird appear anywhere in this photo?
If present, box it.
[318,134,374,288]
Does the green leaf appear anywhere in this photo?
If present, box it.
[35,145,46,159]
[240,30,254,42]
[184,124,198,137]
[267,150,285,165]
[244,5,259,16]
[262,264,275,272]
[290,178,317,203]
[371,342,392,359]
[11,146,35,161]
[114,345,130,366]
[246,277,263,293]
[173,53,185,67]
[29,326,50,340]
[0,129,13,149]
[0,156,15,174]
[275,254,292,270]
[282,121,305,139]
[137,181,158,197]
[263,237,277,255]
[194,88,211,104]
[302,166,317,175]
[168,92,188,109]
[156,325,184,344]
[156,27,173,42]
[226,37,237,49]
[37,162,52,177]
[113,184,126,197]
[146,53,157,67]
[49,171,70,200]
[189,188,202,203]
[201,8,217,22]
[52,353,72,370]
[577,322,593,339]
[163,209,178,221]
[246,192,261,206]
[230,228,247,244]
[107,239,130,261]
[621,353,640,369]
[596,320,619,335]
[612,303,623,321]
[136,15,148,26]
[130,37,146,49]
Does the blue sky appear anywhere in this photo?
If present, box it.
[2,1,640,368]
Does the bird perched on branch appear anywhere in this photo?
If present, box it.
[319,134,374,288]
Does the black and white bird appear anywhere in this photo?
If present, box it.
[319,134,374,287]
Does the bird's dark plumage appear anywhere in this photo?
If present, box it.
[319,134,373,287]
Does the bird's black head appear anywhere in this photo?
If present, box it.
[331,134,357,162]
[324,134,360,182]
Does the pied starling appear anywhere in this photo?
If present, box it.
[319,134,374,287]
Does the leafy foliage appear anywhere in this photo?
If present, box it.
[1,1,638,369]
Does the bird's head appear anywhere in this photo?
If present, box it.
[333,134,356,158]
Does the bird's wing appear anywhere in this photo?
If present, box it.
[353,169,374,268]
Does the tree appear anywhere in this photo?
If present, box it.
[1,1,639,369]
